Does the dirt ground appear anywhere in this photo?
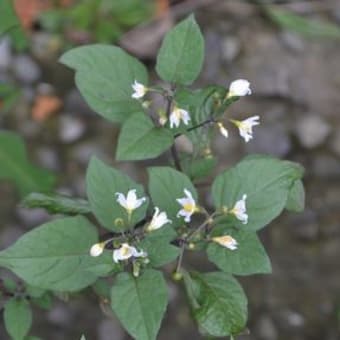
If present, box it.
[1,1,340,339]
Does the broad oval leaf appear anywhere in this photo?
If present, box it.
[4,298,32,340]
[0,131,55,197]
[116,112,173,161]
[184,271,248,337]
[212,155,304,230]
[60,44,148,123]
[0,216,114,291]
[207,226,271,275]
[22,192,91,215]
[285,179,305,212]
[86,157,148,231]
[111,269,168,340]
[156,15,204,85]
[148,166,197,228]
[140,227,179,267]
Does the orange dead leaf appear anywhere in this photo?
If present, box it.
[156,0,170,18]
[14,0,74,31]
[32,94,62,122]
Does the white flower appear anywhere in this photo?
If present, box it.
[228,79,252,97]
[147,207,172,231]
[113,243,147,263]
[131,80,147,99]
[212,235,238,250]
[231,116,260,143]
[90,242,105,257]
[176,189,197,223]
[217,122,229,138]
[116,189,146,214]
[231,194,248,224]
[169,107,191,128]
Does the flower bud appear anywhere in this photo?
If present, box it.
[90,242,105,257]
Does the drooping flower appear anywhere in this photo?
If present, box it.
[90,242,105,257]
[116,189,146,215]
[169,107,191,128]
[212,235,238,250]
[131,80,147,99]
[227,79,252,98]
[176,189,197,223]
[231,194,248,224]
[147,207,172,231]
[217,122,229,138]
[231,116,260,143]
[113,243,147,263]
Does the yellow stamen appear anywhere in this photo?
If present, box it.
[183,203,194,212]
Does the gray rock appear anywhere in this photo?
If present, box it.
[0,224,22,248]
[330,129,340,156]
[221,36,241,63]
[97,318,124,340]
[35,147,60,171]
[280,309,305,328]
[287,209,319,242]
[16,207,50,228]
[64,88,95,116]
[71,142,105,165]
[295,114,331,148]
[279,32,305,53]
[12,54,41,84]
[47,303,74,326]
[312,154,340,178]
[0,37,11,69]
[59,115,86,143]
[245,124,291,157]
[256,315,278,340]
[202,30,223,81]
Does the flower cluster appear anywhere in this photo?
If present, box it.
[131,79,259,143]
[90,187,249,262]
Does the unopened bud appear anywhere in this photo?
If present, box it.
[142,100,151,109]
[90,242,105,257]
[188,243,195,250]
[217,122,229,138]
[172,271,183,281]
[114,218,124,228]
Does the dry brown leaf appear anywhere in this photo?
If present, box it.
[32,94,62,122]
[14,0,74,31]
[156,0,170,17]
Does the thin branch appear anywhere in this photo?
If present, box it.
[175,244,185,274]
[174,117,216,138]
[165,90,182,171]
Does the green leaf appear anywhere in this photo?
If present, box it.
[148,166,197,228]
[31,292,53,310]
[266,6,340,39]
[0,131,56,197]
[0,0,27,50]
[207,226,271,275]
[156,15,204,85]
[86,157,148,231]
[111,269,168,340]
[182,156,217,181]
[212,155,304,230]
[116,112,173,161]
[183,271,247,337]
[4,298,32,340]
[60,45,148,123]
[140,227,179,267]
[285,179,305,212]
[2,277,17,293]
[22,192,91,215]
[0,216,116,291]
